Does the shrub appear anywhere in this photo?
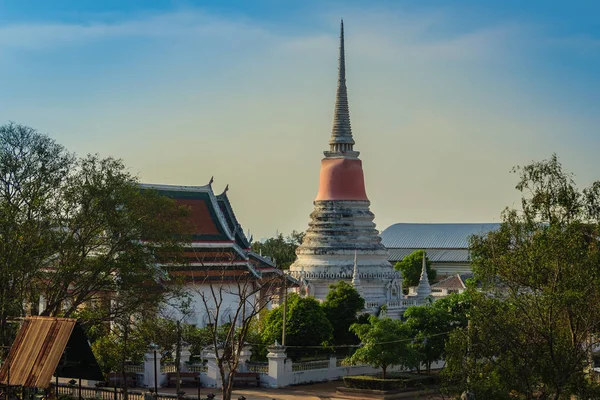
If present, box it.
[343,375,406,391]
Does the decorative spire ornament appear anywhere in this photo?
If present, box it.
[416,251,431,299]
[351,250,363,296]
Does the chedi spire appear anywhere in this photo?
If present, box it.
[290,21,394,315]
[326,19,358,158]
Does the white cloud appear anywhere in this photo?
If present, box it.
[0,10,275,50]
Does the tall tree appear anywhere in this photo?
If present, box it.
[261,293,333,359]
[445,154,600,399]
[403,291,472,374]
[251,231,304,269]
[348,316,417,379]
[322,281,365,346]
[0,123,190,349]
[393,250,436,292]
[40,155,189,319]
[0,123,74,347]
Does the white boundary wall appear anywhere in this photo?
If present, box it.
[139,347,445,389]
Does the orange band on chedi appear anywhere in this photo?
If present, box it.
[315,158,368,201]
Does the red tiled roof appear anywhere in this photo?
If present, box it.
[177,199,220,235]
[431,274,467,291]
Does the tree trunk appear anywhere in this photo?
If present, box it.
[217,362,230,400]
[222,373,233,400]
[382,365,387,380]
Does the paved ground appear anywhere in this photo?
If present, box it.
[158,381,446,400]
[158,381,335,399]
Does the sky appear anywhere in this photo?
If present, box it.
[1,0,599,240]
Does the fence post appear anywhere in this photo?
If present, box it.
[237,344,252,372]
[204,347,220,389]
[266,344,287,388]
[179,346,191,373]
[328,355,337,380]
[144,350,162,389]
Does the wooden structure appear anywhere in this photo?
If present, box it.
[0,316,103,388]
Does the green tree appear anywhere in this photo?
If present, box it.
[0,123,74,348]
[348,316,417,379]
[404,291,472,373]
[261,293,333,359]
[0,123,190,349]
[393,250,436,292]
[445,154,600,399]
[251,231,304,269]
[322,281,365,346]
[404,305,448,374]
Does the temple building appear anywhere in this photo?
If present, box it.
[289,21,428,318]
[141,181,291,326]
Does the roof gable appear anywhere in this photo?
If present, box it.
[141,184,232,242]
[216,191,250,249]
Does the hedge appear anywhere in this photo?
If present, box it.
[343,375,406,391]
[343,373,440,391]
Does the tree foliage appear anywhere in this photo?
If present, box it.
[444,154,600,399]
[404,291,472,373]
[261,293,333,359]
[348,316,417,379]
[251,231,304,269]
[0,123,190,349]
[322,281,365,346]
[393,250,436,292]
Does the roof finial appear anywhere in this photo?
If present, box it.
[224,184,229,193]
[208,176,214,186]
[325,19,358,158]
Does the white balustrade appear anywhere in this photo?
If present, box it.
[291,360,329,372]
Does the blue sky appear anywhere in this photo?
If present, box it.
[1,0,599,238]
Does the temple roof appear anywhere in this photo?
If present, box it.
[141,182,277,281]
[381,223,500,249]
[216,189,251,249]
[388,248,470,263]
[141,183,233,242]
[431,273,472,291]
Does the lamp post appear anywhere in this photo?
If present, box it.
[281,274,288,347]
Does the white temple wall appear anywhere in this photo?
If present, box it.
[162,282,260,328]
